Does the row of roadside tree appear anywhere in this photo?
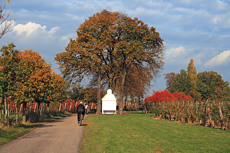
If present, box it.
[0,44,68,126]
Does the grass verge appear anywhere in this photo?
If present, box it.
[81,112,230,153]
[0,112,70,146]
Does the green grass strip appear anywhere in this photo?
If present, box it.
[0,123,42,146]
[81,113,230,153]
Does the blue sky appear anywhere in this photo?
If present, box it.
[1,0,230,96]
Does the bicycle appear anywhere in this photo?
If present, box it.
[79,113,84,126]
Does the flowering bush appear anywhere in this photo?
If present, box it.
[144,90,194,103]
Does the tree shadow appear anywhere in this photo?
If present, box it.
[88,109,96,114]
[14,123,43,129]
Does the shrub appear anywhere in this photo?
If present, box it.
[50,111,57,117]
[40,111,51,120]
[26,112,39,123]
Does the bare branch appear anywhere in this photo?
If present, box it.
[0,0,14,39]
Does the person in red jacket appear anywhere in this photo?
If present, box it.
[77,102,85,123]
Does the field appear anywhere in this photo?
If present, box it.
[81,112,230,153]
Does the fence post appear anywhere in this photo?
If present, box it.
[196,101,198,123]
[178,101,180,121]
[187,101,189,123]
[191,102,194,123]
[162,103,164,119]
[227,102,230,130]
[64,102,66,112]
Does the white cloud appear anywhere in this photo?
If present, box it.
[204,50,230,67]
[48,27,60,37]
[13,22,61,39]
[164,46,194,66]
[166,46,186,58]
[13,22,47,37]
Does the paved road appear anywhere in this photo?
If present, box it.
[0,114,87,153]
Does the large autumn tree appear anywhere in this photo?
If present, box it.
[55,10,164,115]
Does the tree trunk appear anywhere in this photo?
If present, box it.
[124,96,127,110]
[118,70,126,115]
[207,106,212,127]
[16,102,18,124]
[37,102,41,117]
[47,103,50,112]
[22,102,26,123]
[219,102,224,130]
[1,97,5,127]
[1,108,4,127]
[96,74,101,114]
[109,73,113,89]
[144,103,147,114]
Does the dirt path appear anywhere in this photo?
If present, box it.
[0,114,87,153]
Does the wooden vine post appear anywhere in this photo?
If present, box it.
[178,101,181,121]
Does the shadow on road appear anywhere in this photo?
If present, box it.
[20,131,50,139]
[14,124,43,129]
[38,118,65,123]
[40,124,56,127]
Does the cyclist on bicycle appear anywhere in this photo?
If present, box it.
[77,101,85,124]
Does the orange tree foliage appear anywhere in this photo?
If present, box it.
[1,44,67,110]
[13,49,54,106]
[55,10,164,115]
[48,72,67,108]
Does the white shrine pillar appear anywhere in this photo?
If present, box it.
[102,89,117,114]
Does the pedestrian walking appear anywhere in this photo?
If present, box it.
[85,103,89,114]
